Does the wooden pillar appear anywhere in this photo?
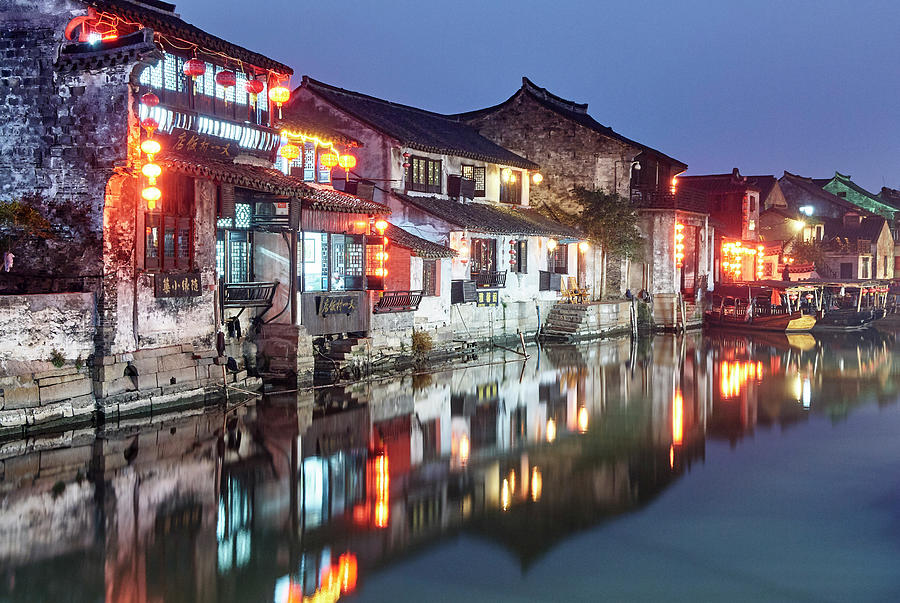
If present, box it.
[290,228,298,325]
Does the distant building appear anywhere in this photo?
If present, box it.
[455,77,710,321]
[283,77,583,345]
[821,214,893,280]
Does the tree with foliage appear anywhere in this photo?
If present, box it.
[790,239,825,269]
[568,187,644,299]
[0,196,53,266]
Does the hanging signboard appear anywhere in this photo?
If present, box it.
[169,127,234,159]
[155,272,202,298]
[476,290,499,307]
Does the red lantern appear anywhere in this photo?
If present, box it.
[338,154,357,170]
[245,78,264,97]
[183,58,206,79]
[215,70,236,89]
[140,92,159,108]
[141,117,159,135]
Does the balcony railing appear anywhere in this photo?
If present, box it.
[631,186,708,212]
[373,290,424,314]
[472,270,507,288]
[222,281,278,309]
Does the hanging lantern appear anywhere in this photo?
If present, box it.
[142,185,161,211]
[140,138,161,158]
[320,152,340,169]
[140,92,159,108]
[338,154,357,170]
[502,168,512,182]
[458,234,470,265]
[183,58,206,79]
[245,78,264,98]
[215,71,236,106]
[532,172,543,184]
[141,162,161,182]
[279,143,300,162]
[268,85,290,118]
[141,117,158,135]
[547,238,558,251]
[402,162,410,169]
[374,220,388,233]
[578,241,589,253]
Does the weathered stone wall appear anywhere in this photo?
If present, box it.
[0,292,94,367]
[463,92,637,217]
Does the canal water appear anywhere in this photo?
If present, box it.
[3,330,900,602]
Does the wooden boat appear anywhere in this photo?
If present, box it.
[704,295,816,332]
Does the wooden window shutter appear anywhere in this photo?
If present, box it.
[220,183,236,218]
[519,240,527,273]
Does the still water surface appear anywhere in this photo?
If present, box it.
[3,331,900,602]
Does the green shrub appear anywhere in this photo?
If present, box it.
[49,349,65,368]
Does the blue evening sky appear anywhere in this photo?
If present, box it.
[180,0,900,191]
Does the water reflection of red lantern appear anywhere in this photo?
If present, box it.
[338,553,358,593]
[672,389,684,445]
[374,454,389,528]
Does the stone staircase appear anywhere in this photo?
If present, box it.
[314,336,369,382]
[540,302,589,341]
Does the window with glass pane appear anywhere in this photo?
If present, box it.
[461,164,486,196]
[301,232,328,291]
[407,156,442,193]
[228,231,250,282]
[511,240,527,273]
[303,142,316,181]
[144,172,193,272]
[549,244,568,274]
[470,238,496,274]
[500,171,522,204]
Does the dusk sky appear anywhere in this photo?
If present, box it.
[181,0,900,191]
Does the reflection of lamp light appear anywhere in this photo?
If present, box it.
[501,478,510,511]
[577,407,588,433]
[546,419,556,443]
[459,434,470,465]
[530,467,542,502]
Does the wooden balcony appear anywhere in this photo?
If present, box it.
[373,290,424,314]
[472,270,507,288]
[630,186,708,213]
[222,281,278,309]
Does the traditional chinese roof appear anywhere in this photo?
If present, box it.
[299,77,538,170]
[453,77,686,170]
[158,152,389,214]
[277,116,362,148]
[780,172,872,215]
[677,168,760,193]
[57,28,160,72]
[384,224,456,258]
[878,187,900,210]
[745,175,777,204]
[84,0,292,74]
[392,191,581,238]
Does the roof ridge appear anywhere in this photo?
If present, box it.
[303,76,463,122]
[520,77,589,114]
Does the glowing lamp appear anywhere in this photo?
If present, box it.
[532,172,543,184]
[140,92,159,108]
[338,154,357,169]
[279,143,300,161]
[183,58,206,79]
[320,152,340,168]
[374,219,388,233]
[140,139,161,157]
[547,239,558,251]
[141,162,161,180]
[142,186,161,208]
[578,241,589,253]
[268,84,290,118]
[502,168,512,182]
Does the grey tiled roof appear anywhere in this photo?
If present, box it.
[301,77,539,170]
